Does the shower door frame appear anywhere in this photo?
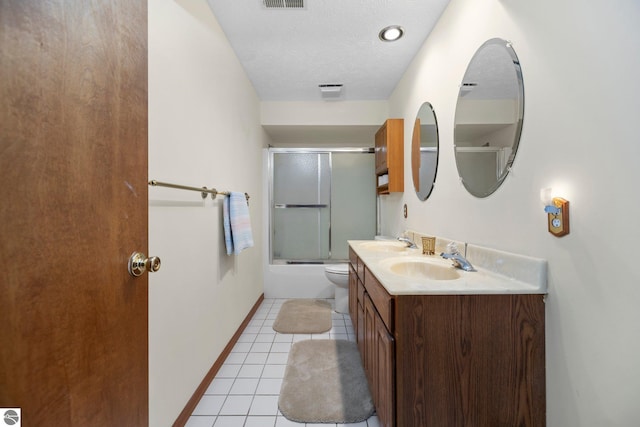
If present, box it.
[268,147,374,265]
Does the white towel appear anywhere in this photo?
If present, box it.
[223,192,254,255]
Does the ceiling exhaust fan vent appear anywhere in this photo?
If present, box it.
[319,84,343,100]
[263,0,305,9]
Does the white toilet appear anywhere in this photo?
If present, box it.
[324,264,350,313]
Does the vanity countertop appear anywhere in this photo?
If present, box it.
[348,240,547,296]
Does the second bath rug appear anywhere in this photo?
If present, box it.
[272,299,332,334]
[278,339,374,423]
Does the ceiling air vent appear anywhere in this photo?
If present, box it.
[263,0,305,9]
[319,84,343,100]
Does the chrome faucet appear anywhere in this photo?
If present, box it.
[397,236,417,249]
[440,243,476,272]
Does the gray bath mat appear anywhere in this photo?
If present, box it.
[272,299,332,334]
[279,339,374,423]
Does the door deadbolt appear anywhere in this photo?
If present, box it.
[128,252,161,277]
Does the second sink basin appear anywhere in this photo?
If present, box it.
[359,241,410,253]
[382,257,461,281]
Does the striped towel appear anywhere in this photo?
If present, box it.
[223,192,254,255]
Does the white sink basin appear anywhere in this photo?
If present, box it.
[381,257,460,281]
[389,260,460,280]
[359,241,410,253]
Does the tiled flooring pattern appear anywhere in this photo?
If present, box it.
[185,298,380,427]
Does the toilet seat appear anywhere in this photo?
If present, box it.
[325,264,349,275]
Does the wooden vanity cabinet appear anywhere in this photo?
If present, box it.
[349,247,396,427]
[348,246,546,427]
[375,118,404,194]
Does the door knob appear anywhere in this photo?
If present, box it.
[128,252,161,277]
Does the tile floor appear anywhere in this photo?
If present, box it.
[185,298,380,427]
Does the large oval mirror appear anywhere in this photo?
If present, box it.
[411,102,439,201]
[453,38,524,198]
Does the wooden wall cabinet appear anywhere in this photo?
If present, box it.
[348,246,546,427]
[375,118,404,194]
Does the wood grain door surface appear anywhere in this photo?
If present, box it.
[0,1,149,425]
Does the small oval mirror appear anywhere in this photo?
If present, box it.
[411,102,439,201]
[453,38,524,197]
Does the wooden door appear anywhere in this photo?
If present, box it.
[0,1,149,425]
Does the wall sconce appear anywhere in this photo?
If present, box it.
[540,188,570,237]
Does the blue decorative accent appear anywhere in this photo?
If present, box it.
[544,205,561,215]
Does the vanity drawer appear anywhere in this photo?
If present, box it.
[357,259,365,281]
[348,246,365,280]
[364,267,394,332]
[349,246,358,267]
[357,279,365,306]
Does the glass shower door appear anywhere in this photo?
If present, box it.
[272,152,331,261]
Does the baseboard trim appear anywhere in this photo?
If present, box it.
[172,293,265,427]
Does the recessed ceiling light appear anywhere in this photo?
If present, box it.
[379,25,404,42]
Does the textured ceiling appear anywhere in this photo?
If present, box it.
[206,0,451,102]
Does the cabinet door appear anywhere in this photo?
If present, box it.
[349,265,358,328]
[357,296,365,363]
[375,313,395,427]
[375,124,388,174]
[363,294,377,389]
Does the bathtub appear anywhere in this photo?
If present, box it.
[263,262,335,299]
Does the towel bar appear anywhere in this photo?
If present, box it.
[148,180,249,204]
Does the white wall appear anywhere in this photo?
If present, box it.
[148,1,267,424]
[385,0,640,425]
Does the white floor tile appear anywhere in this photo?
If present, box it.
[237,364,264,378]
[311,332,331,339]
[247,324,263,331]
[213,416,246,427]
[219,395,253,415]
[261,364,287,378]
[275,416,301,426]
[217,364,241,378]
[330,326,348,334]
[206,378,234,395]
[185,415,215,427]
[366,416,380,427]
[270,342,292,353]
[256,378,283,395]
[250,342,273,353]
[256,333,276,343]
[265,353,289,364]
[229,378,259,395]
[260,325,276,333]
[231,342,252,353]
[224,353,247,364]
[273,333,294,343]
[244,352,269,364]
[192,395,225,416]
[249,395,280,416]
[244,416,277,427]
